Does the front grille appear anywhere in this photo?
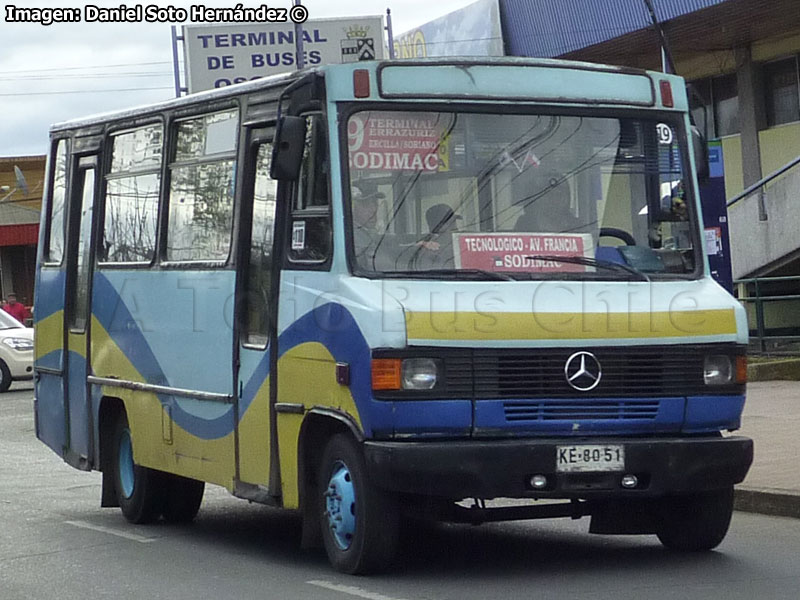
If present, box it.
[503,400,661,421]
[439,345,741,400]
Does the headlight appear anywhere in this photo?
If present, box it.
[402,358,438,390]
[704,355,733,386]
[2,337,33,352]
[371,357,441,391]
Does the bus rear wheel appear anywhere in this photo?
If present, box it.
[111,413,164,524]
[318,434,399,574]
[655,486,735,551]
[161,474,204,523]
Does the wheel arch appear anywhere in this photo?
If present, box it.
[296,408,363,548]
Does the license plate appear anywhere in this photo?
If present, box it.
[556,445,625,472]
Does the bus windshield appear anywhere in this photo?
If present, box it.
[346,109,698,279]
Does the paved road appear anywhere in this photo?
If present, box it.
[2,384,800,600]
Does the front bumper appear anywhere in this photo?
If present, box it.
[364,435,753,499]
[1,350,33,379]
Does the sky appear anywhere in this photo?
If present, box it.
[0,0,476,157]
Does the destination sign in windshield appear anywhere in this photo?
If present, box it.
[453,232,594,272]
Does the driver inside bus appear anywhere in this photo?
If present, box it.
[419,203,462,251]
[351,183,385,262]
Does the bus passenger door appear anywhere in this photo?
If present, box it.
[235,133,279,498]
[34,140,69,457]
[63,155,98,470]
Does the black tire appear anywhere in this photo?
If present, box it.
[0,359,11,393]
[111,413,164,524]
[655,487,735,551]
[318,434,399,574]
[161,474,204,523]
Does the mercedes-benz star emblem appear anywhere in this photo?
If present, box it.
[564,351,602,391]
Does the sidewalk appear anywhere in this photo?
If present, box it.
[733,380,800,519]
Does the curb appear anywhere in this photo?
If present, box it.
[734,488,800,519]
[747,359,800,382]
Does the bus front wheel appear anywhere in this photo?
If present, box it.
[318,434,399,574]
[111,413,164,524]
[655,486,735,551]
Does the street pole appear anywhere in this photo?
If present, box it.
[643,0,676,74]
[171,25,183,97]
[294,0,305,70]
[386,8,396,59]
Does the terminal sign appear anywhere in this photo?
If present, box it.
[183,17,384,93]
[453,232,593,272]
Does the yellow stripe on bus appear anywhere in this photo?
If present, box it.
[405,309,738,341]
[34,310,64,360]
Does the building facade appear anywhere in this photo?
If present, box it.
[400,0,800,279]
[0,156,45,309]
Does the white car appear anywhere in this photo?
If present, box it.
[0,310,33,392]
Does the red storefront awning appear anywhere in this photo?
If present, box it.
[0,224,39,247]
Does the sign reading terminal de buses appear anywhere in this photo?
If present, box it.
[183,16,384,93]
[454,233,594,273]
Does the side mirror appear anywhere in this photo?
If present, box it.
[691,125,709,183]
[270,116,306,181]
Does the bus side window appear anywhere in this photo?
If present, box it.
[287,115,331,265]
[44,139,68,264]
[244,142,277,346]
[101,124,162,264]
[69,166,96,331]
[167,109,238,262]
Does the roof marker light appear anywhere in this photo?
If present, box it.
[659,80,674,108]
[353,69,370,98]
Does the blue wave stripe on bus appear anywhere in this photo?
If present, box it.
[92,273,234,439]
[92,271,373,439]
[35,349,63,371]
[240,302,375,433]
[92,274,170,385]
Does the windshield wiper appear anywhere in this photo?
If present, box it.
[525,254,651,282]
[382,268,516,282]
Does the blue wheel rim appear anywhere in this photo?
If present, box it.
[324,460,356,550]
[118,427,135,499]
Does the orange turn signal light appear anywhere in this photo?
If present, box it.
[735,355,748,384]
[371,358,402,390]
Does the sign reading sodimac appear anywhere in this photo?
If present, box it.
[347,112,445,172]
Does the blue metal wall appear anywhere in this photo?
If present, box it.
[500,0,729,57]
